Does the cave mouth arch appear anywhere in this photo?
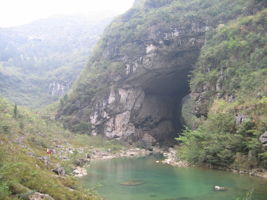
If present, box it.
[133,67,191,146]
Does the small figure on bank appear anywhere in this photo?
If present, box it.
[47,149,53,156]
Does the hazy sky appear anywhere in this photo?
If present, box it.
[0,0,135,27]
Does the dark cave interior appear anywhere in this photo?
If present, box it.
[138,68,191,145]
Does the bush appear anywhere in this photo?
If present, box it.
[0,182,11,200]
[179,127,242,167]
[179,97,267,169]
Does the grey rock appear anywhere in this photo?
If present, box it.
[48,81,71,97]
[26,152,35,157]
[74,158,90,167]
[73,167,87,177]
[142,134,156,147]
[38,156,50,165]
[259,131,267,147]
[52,167,65,176]
[28,192,54,200]
[235,114,247,125]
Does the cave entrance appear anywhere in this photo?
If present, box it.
[135,68,190,146]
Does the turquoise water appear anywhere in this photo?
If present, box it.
[81,156,267,200]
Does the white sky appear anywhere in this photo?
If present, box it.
[0,0,135,27]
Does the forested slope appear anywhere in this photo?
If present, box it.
[0,15,113,107]
[180,9,267,171]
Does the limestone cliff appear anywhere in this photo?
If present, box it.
[57,0,266,146]
[48,81,72,97]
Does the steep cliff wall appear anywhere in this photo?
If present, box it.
[57,0,266,146]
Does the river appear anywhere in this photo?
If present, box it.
[81,155,267,200]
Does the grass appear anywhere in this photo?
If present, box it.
[0,96,125,199]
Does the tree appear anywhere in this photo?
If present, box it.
[13,104,17,118]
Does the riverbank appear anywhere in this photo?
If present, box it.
[90,147,157,160]
[161,148,189,167]
[54,141,267,180]
[160,147,267,179]
[52,143,164,177]
[231,168,267,179]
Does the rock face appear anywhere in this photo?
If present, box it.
[260,132,267,147]
[48,81,71,97]
[57,0,265,145]
[90,87,187,145]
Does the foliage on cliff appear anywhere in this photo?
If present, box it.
[180,9,267,170]
[191,9,267,115]
[57,0,265,133]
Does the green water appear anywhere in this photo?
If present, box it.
[81,156,267,200]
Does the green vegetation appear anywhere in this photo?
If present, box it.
[179,98,267,168]
[0,96,126,199]
[179,10,267,170]
[0,15,113,108]
[58,0,265,132]
[190,9,267,105]
[2,0,266,198]
[181,95,202,129]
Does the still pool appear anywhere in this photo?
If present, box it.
[80,156,267,200]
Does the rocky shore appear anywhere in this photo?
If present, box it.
[90,147,154,160]
[231,168,267,179]
[51,145,163,177]
[50,143,266,179]
[76,147,164,176]
[159,148,267,179]
[161,148,189,167]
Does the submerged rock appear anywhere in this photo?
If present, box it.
[163,197,193,200]
[120,180,144,186]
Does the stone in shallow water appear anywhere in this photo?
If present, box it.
[120,180,144,186]
[214,185,227,191]
[162,198,193,200]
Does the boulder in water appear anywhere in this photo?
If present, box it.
[214,185,227,191]
[120,180,144,186]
